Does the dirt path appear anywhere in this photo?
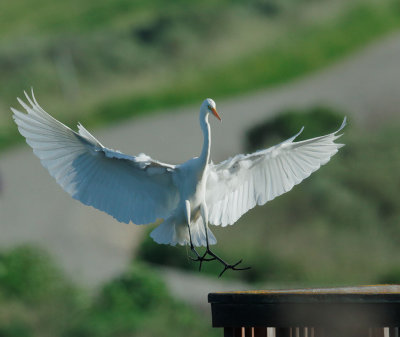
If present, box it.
[1,31,400,289]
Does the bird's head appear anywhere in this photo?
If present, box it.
[201,98,221,121]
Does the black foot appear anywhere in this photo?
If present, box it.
[216,258,251,278]
[190,246,250,276]
[189,246,216,271]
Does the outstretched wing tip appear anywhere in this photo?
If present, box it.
[13,89,38,111]
[285,125,305,144]
[16,96,24,106]
[332,116,347,144]
[337,116,347,133]
[298,126,305,136]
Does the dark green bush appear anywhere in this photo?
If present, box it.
[245,106,345,152]
[0,245,74,303]
[0,245,84,336]
[0,321,32,337]
[65,262,218,337]
[65,263,167,336]
[378,268,400,284]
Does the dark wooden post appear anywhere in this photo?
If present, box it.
[209,285,400,337]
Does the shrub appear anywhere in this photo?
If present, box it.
[0,245,84,336]
[245,106,345,152]
[0,246,218,337]
[0,245,76,303]
[65,262,218,337]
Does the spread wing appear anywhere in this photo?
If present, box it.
[12,91,179,225]
[206,118,346,227]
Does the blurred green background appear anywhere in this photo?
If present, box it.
[1,0,400,336]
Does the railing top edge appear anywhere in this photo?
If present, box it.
[208,285,400,304]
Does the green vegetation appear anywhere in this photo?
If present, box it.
[0,245,218,337]
[137,107,400,286]
[1,0,400,151]
[0,246,83,337]
[66,263,218,337]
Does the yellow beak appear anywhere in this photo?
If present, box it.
[211,107,221,121]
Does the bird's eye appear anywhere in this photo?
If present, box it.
[208,105,212,110]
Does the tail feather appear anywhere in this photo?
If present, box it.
[150,219,178,245]
[190,218,217,247]
[150,217,217,247]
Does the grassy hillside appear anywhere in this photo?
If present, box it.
[1,0,400,151]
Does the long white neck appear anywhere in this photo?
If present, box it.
[199,112,211,167]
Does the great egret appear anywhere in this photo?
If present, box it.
[12,91,346,276]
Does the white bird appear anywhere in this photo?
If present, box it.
[12,91,346,276]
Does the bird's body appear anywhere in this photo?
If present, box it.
[155,159,211,247]
[12,92,346,275]
[151,101,218,247]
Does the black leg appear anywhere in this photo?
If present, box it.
[202,219,251,277]
[186,202,251,276]
[187,224,216,270]
[187,224,250,276]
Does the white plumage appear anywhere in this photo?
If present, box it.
[12,91,346,257]
[206,122,346,227]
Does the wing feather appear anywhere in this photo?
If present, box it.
[12,91,179,225]
[206,118,346,226]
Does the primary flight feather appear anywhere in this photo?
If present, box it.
[12,91,346,275]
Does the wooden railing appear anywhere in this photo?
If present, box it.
[208,285,400,337]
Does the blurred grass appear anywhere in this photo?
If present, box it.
[70,1,400,125]
[1,0,400,151]
[137,107,400,287]
[0,1,230,37]
[0,245,218,337]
